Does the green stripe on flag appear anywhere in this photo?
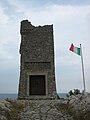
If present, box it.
[77,48,81,55]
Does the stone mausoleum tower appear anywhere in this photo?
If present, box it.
[18,20,57,99]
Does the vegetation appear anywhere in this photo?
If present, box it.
[6,100,25,120]
[55,101,90,120]
[67,89,81,97]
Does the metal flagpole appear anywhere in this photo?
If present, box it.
[80,44,86,92]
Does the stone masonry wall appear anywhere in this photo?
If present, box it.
[18,20,57,99]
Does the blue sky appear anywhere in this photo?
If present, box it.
[0,0,90,93]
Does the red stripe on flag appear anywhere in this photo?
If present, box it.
[69,43,74,52]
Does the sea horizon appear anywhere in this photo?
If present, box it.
[0,93,67,100]
[0,93,18,100]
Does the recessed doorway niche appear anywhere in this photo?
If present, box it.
[29,75,46,95]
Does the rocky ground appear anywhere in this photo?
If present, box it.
[0,92,90,120]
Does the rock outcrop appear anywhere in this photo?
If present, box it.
[0,93,90,120]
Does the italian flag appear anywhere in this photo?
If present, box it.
[69,43,81,56]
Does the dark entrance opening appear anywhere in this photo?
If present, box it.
[29,75,46,95]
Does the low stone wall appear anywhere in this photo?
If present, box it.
[0,93,90,120]
[19,100,73,120]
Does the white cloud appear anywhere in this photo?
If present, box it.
[24,5,90,23]
[0,1,90,93]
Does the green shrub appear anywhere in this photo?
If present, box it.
[67,89,81,97]
[8,101,25,120]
